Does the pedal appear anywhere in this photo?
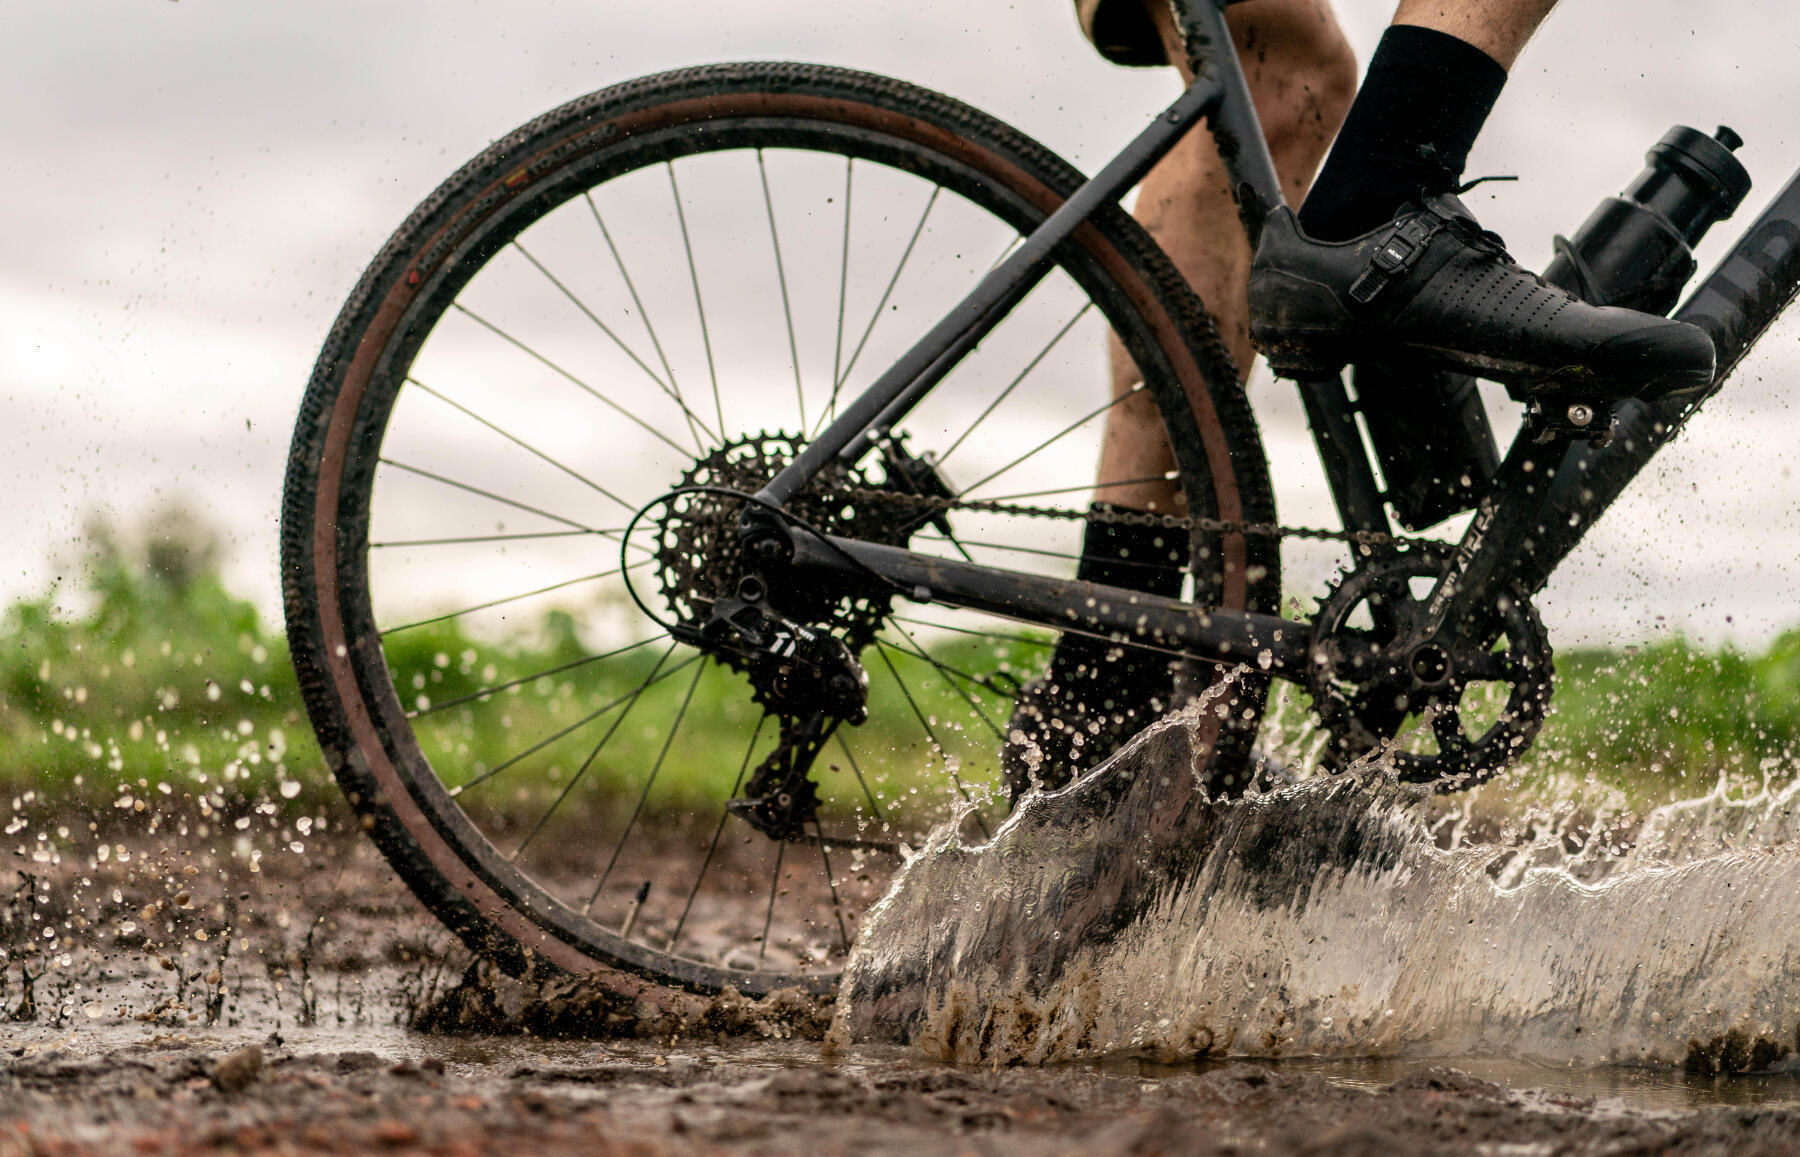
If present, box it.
[1523,397,1616,446]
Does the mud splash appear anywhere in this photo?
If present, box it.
[834,698,1800,1070]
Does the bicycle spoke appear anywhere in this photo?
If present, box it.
[372,529,600,549]
[666,164,726,440]
[452,647,692,797]
[942,534,979,565]
[406,377,638,513]
[377,458,640,539]
[826,158,853,425]
[756,150,808,432]
[509,239,715,452]
[834,186,940,394]
[757,839,785,967]
[580,197,716,453]
[982,234,1023,276]
[958,382,1146,496]
[835,734,884,824]
[667,714,770,955]
[811,819,851,957]
[938,302,1092,466]
[380,559,651,638]
[511,655,705,865]
[412,636,662,719]
[870,642,988,838]
[585,658,709,912]
[883,622,1010,735]
[451,302,691,456]
[503,241,690,433]
[889,614,1052,650]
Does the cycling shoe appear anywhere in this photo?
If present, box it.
[1249,193,1715,400]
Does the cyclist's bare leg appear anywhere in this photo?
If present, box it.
[1097,0,1566,515]
[1097,0,1356,514]
[1393,0,1558,69]
[1002,2,1354,794]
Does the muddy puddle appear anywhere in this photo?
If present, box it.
[12,725,1800,1153]
[12,1019,1800,1155]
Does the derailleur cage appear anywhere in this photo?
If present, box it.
[689,574,870,842]
[727,711,835,841]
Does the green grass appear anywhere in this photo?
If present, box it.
[0,531,315,816]
[0,513,1039,831]
[3,512,1797,824]
[1528,637,1800,800]
[382,611,1030,828]
[1252,634,1800,808]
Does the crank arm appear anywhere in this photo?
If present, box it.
[785,527,1316,681]
[1418,438,1562,641]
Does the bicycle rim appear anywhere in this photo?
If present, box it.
[281,62,1278,995]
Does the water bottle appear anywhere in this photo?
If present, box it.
[1360,126,1752,530]
[1543,125,1751,313]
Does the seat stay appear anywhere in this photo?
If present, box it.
[1168,0,1290,244]
[754,69,1227,510]
[787,528,1315,681]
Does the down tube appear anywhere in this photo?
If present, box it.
[1511,167,1800,597]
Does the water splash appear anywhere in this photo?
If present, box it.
[833,699,1800,1071]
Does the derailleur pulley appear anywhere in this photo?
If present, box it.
[687,575,871,841]
[697,576,869,724]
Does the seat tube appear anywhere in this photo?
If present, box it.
[1167,0,1288,243]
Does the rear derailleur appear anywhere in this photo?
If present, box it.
[682,574,870,841]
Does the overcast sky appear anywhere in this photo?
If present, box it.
[5,0,1800,647]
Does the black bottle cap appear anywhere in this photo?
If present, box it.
[1649,125,1752,212]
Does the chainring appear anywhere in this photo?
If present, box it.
[1307,542,1553,789]
[652,432,914,662]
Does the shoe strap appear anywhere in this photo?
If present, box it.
[1348,213,1446,305]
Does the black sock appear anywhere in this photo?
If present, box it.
[1048,504,1188,719]
[1297,24,1508,242]
[1070,503,1188,594]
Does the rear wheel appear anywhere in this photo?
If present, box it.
[280,62,1278,996]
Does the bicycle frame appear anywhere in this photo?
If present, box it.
[751,0,1800,687]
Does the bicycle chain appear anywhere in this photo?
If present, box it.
[838,484,1428,548]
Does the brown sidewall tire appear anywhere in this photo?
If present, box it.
[280,62,1278,996]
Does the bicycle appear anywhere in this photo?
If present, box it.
[279,0,1800,1002]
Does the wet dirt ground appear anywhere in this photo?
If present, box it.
[8,814,1800,1155]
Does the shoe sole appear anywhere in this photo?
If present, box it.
[1258,332,1715,401]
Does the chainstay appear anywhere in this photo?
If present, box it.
[840,486,1429,548]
